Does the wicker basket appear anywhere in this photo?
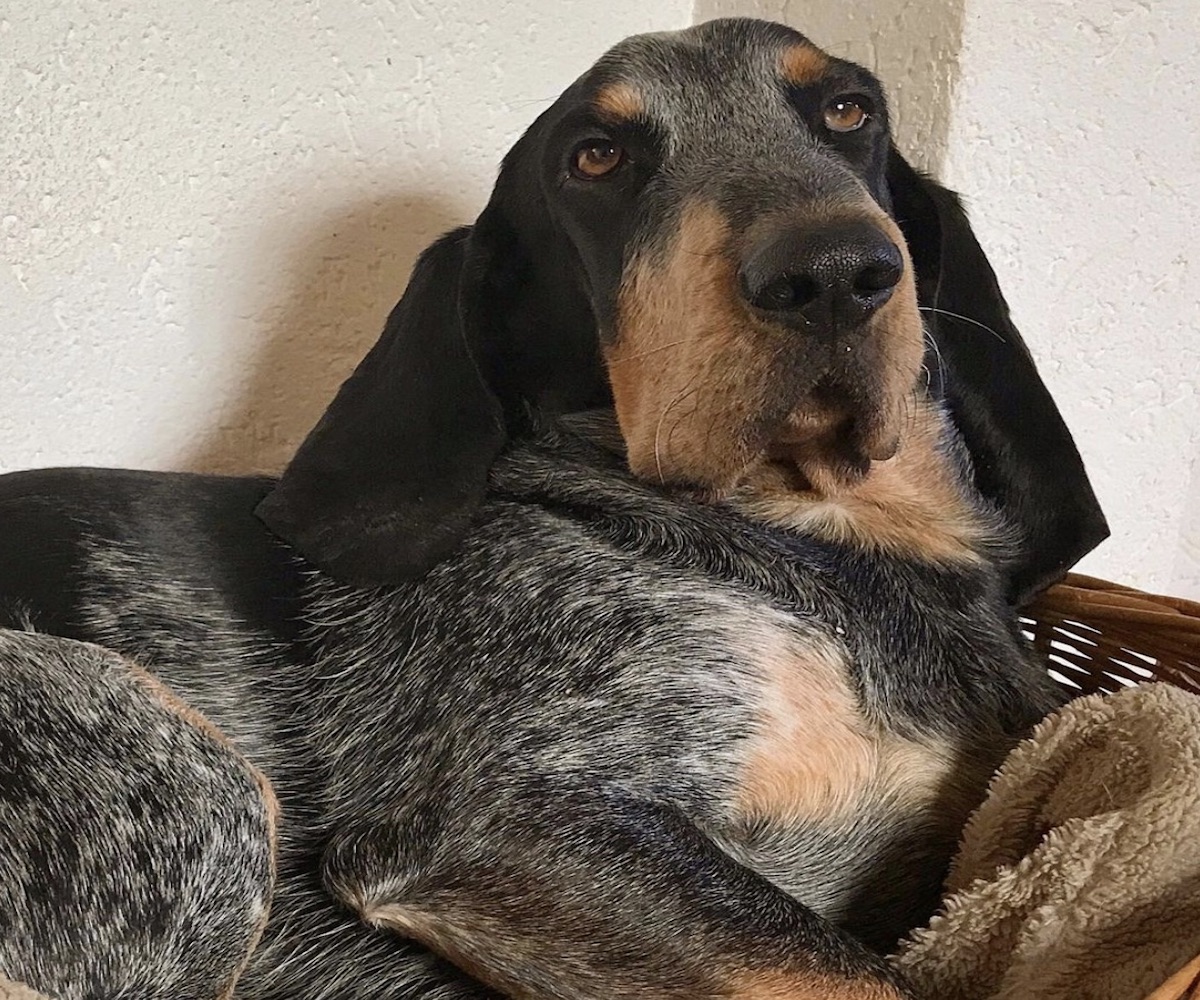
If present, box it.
[1024,573,1200,697]
[1146,953,1200,1000]
[1024,573,1200,1000]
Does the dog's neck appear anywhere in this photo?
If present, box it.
[561,396,1003,567]
[730,395,1002,566]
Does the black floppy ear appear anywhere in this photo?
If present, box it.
[255,227,507,585]
[887,147,1109,606]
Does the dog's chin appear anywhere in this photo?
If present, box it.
[628,416,900,502]
[740,383,903,495]
[621,379,912,500]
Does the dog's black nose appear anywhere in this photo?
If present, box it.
[740,222,903,332]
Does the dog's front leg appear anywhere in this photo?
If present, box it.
[323,784,913,1000]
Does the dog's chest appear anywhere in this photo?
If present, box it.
[684,608,969,932]
[719,620,954,826]
[309,526,1005,938]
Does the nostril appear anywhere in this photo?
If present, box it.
[752,274,820,312]
[758,277,797,310]
[853,257,903,295]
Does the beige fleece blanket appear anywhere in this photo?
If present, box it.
[895,682,1200,1000]
[0,979,48,1000]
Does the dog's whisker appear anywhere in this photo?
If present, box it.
[901,384,919,434]
[666,381,709,465]
[503,96,560,109]
[923,328,948,388]
[653,372,706,485]
[919,306,1007,343]
[607,339,690,365]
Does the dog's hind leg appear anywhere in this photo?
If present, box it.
[0,629,276,1000]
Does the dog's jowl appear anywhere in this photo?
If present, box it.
[0,17,1106,1000]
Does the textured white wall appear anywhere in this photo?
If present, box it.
[3,0,1198,596]
[938,0,1200,597]
[1,0,691,475]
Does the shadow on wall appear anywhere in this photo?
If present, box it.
[182,194,467,477]
[694,0,967,175]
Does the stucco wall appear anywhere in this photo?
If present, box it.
[937,0,1200,598]
[4,0,1198,596]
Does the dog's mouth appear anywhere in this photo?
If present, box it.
[610,343,917,499]
[760,377,903,493]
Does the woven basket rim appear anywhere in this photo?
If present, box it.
[1026,573,1200,697]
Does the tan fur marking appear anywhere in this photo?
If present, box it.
[736,395,990,564]
[735,630,959,824]
[126,663,279,1000]
[737,634,875,821]
[779,44,832,86]
[728,967,906,999]
[593,82,644,122]
[610,200,780,490]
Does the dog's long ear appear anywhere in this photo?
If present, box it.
[887,148,1109,606]
[255,226,508,585]
[258,124,609,585]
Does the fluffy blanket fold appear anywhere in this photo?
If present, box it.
[895,682,1200,1000]
[0,977,49,1000]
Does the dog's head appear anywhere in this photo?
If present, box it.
[257,18,1107,603]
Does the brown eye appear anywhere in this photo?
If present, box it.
[572,141,626,179]
[823,98,870,133]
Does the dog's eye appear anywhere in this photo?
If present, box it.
[823,98,871,133]
[572,141,626,180]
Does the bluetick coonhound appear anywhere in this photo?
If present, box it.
[0,18,1108,1000]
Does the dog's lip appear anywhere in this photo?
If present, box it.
[864,426,900,462]
[758,397,899,493]
[764,435,871,491]
[767,377,901,463]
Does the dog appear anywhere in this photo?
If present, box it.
[0,17,1108,1000]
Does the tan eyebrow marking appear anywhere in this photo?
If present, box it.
[592,82,644,122]
[779,43,831,86]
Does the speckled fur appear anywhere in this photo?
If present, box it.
[0,631,275,1000]
[0,418,1061,999]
